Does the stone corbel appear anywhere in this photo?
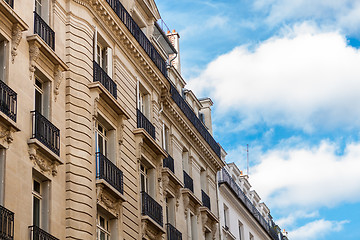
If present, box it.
[211,223,218,240]
[93,96,99,120]
[183,194,189,215]
[162,174,169,196]
[96,185,121,217]
[29,41,41,80]
[175,185,181,208]
[11,24,23,63]
[0,126,15,147]
[202,212,208,232]
[117,115,126,145]
[54,65,64,101]
[28,145,58,176]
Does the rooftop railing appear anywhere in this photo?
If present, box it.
[201,190,211,210]
[219,168,284,240]
[31,110,60,156]
[0,205,14,240]
[141,191,163,226]
[0,80,17,122]
[93,61,117,98]
[166,223,182,240]
[136,109,155,139]
[183,170,193,193]
[29,225,58,240]
[34,11,55,50]
[163,155,174,173]
[105,0,167,78]
[170,84,221,158]
[96,152,124,194]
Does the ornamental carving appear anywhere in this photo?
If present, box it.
[28,145,58,176]
[11,24,23,63]
[54,65,64,101]
[29,42,40,80]
[162,174,169,195]
[141,221,164,240]
[0,126,14,147]
[96,185,121,217]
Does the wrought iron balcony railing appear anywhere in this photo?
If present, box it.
[141,191,163,226]
[93,61,117,98]
[34,12,55,50]
[105,0,167,78]
[163,155,174,173]
[0,80,17,122]
[201,190,211,210]
[183,170,193,192]
[166,223,182,240]
[136,109,155,139]
[218,168,286,240]
[96,152,124,194]
[170,84,221,158]
[31,110,60,156]
[29,225,59,240]
[0,205,14,240]
[4,0,14,8]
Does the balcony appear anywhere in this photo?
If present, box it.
[137,109,155,139]
[4,0,13,8]
[201,190,211,210]
[170,84,221,158]
[141,191,163,227]
[104,0,167,78]
[93,61,117,98]
[166,223,182,240]
[34,12,55,50]
[183,171,193,192]
[0,80,17,122]
[29,225,58,240]
[31,110,60,156]
[163,155,174,173]
[218,169,283,240]
[0,205,14,240]
[96,152,124,194]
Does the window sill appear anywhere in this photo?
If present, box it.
[96,180,126,218]
[161,168,183,190]
[0,0,28,29]
[141,215,166,236]
[0,111,20,149]
[133,128,167,157]
[199,206,219,224]
[89,82,130,118]
[96,179,126,202]
[181,188,202,207]
[222,226,236,240]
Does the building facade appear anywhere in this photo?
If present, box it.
[218,163,288,240]
[0,0,225,240]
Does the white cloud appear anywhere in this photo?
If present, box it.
[289,219,349,240]
[277,210,319,228]
[248,140,360,208]
[253,0,360,35]
[189,23,360,132]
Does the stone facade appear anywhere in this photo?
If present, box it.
[0,0,224,240]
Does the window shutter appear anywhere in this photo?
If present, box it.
[106,47,112,77]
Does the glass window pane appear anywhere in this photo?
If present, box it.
[33,197,40,227]
[98,135,103,154]
[35,89,42,113]
[33,180,41,194]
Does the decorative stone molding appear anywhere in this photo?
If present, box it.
[29,41,41,81]
[162,174,169,196]
[93,96,99,120]
[11,24,23,63]
[141,220,164,240]
[0,126,14,147]
[96,185,121,217]
[212,223,218,240]
[28,144,58,176]
[54,65,64,101]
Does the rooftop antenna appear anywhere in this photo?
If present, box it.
[247,144,249,175]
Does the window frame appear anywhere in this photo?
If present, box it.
[95,121,108,157]
[96,213,111,240]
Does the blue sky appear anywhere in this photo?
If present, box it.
[157,0,360,239]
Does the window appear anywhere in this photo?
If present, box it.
[166,196,175,225]
[191,213,198,240]
[34,0,49,23]
[199,112,205,124]
[182,149,189,173]
[97,214,110,240]
[140,163,148,193]
[136,82,150,118]
[34,74,50,118]
[32,175,50,230]
[161,124,170,152]
[95,121,108,157]
[238,221,244,240]
[0,149,5,205]
[0,39,8,82]
[223,204,229,229]
[96,35,112,77]
[200,169,207,190]
[32,179,41,227]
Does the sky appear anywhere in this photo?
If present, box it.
[156,1,360,240]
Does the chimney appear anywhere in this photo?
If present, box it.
[167,30,181,73]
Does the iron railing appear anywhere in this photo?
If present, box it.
[201,190,211,210]
[136,109,155,139]
[105,0,168,78]
[31,110,60,156]
[163,155,174,173]
[93,61,117,98]
[96,152,124,194]
[218,168,285,240]
[183,171,193,192]
[4,0,14,8]
[170,84,221,158]
[29,225,58,240]
[0,205,14,240]
[34,11,55,50]
[141,191,163,226]
[166,223,182,240]
[0,80,17,122]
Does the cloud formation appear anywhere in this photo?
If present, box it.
[189,23,360,132]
